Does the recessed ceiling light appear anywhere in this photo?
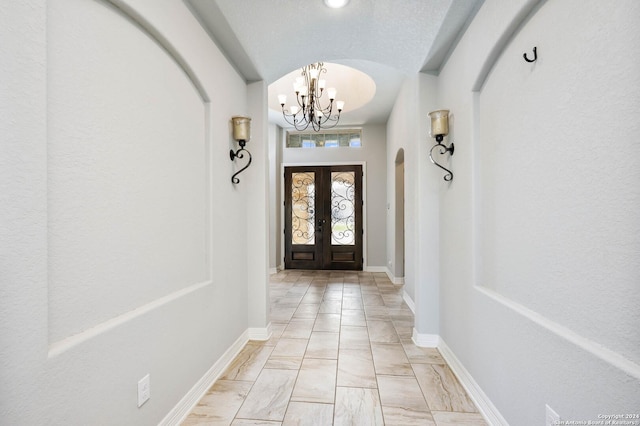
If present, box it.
[324,0,350,9]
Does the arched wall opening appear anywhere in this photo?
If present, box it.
[394,148,405,279]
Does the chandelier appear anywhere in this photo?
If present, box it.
[278,62,344,132]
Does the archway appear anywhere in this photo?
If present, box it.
[394,148,405,279]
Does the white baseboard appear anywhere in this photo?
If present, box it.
[159,330,249,426]
[412,329,440,348]
[403,290,415,314]
[270,265,285,275]
[248,323,272,341]
[384,267,405,285]
[364,266,404,285]
[438,339,508,426]
[269,265,284,274]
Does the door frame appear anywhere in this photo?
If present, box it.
[281,161,367,270]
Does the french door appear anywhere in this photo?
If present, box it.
[284,165,363,270]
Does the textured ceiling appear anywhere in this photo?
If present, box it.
[187,0,483,126]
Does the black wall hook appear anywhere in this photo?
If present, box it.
[523,46,537,63]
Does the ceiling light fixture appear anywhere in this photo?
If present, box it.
[278,62,345,132]
[324,0,350,8]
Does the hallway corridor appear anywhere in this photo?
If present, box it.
[183,270,486,425]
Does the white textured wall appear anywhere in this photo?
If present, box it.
[1,0,253,423]
[436,0,640,423]
[268,123,284,271]
[246,80,270,330]
[47,0,209,344]
[268,124,278,270]
[386,74,442,337]
[387,77,419,297]
[479,0,640,365]
[282,124,388,269]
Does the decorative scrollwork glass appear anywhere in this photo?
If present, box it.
[331,171,356,245]
[291,172,316,245]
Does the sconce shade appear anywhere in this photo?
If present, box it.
[232,116,251,142]
[429,110,449,137]
[230,116,252,184]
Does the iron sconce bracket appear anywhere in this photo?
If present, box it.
[429,134,454,182]
[230,139,252,184]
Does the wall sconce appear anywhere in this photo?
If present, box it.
[229,116,252,184]
[428,109,454,181]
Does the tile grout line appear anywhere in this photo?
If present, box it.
[184,270,486,425]
[277,278,309,425]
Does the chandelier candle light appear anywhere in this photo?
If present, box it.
[278,62,344,132]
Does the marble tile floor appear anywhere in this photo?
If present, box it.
[183,270,487,426]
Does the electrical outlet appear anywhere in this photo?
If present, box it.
[546,404,560,426]
[137,374,150,407]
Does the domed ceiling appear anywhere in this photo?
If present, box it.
[187,0,483,127]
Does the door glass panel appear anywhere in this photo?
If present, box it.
[291,172,316,245]
[331,171,356,245]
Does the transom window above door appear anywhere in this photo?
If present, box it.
[286,129,361,148]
